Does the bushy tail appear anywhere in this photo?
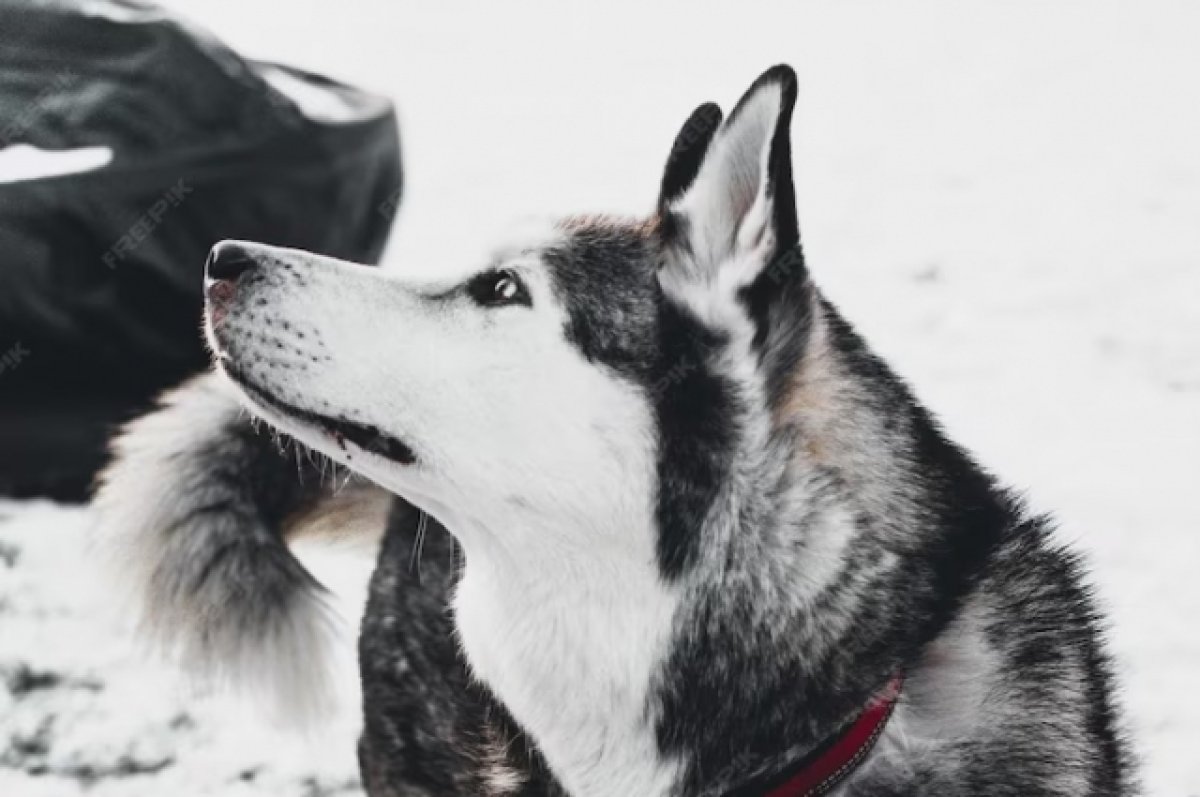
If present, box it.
[93,373,351,723]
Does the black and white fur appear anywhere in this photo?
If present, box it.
[95,66,1133,796]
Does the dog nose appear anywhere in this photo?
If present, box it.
[206,241,257,281]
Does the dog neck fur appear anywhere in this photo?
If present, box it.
[452,507,684,797]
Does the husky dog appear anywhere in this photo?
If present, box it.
[95,66,1132,796]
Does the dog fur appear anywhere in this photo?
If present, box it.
[95,66,1133,796]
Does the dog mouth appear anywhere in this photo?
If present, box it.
[219,360,417,465]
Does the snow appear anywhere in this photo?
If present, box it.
[0,501,366,796]
[2,1,1198,794]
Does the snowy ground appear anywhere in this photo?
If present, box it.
[3,1,1199,794]
[0,501,367,796]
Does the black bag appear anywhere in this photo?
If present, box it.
[0,0,402,499]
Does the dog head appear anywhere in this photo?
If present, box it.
[205,65,811,573]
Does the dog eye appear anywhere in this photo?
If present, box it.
[467,269,531,308]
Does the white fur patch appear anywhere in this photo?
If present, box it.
[453,524,683,797]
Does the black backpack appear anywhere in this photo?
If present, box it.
[0,0,402,499]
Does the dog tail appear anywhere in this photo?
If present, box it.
[93,373,351,723]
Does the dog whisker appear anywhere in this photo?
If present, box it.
[409,510,429,580]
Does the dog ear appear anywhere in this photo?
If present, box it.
[659,102,724,211]
[657,65,802,304]
[658,66,811,411]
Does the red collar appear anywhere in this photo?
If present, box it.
[729,673,904,797]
